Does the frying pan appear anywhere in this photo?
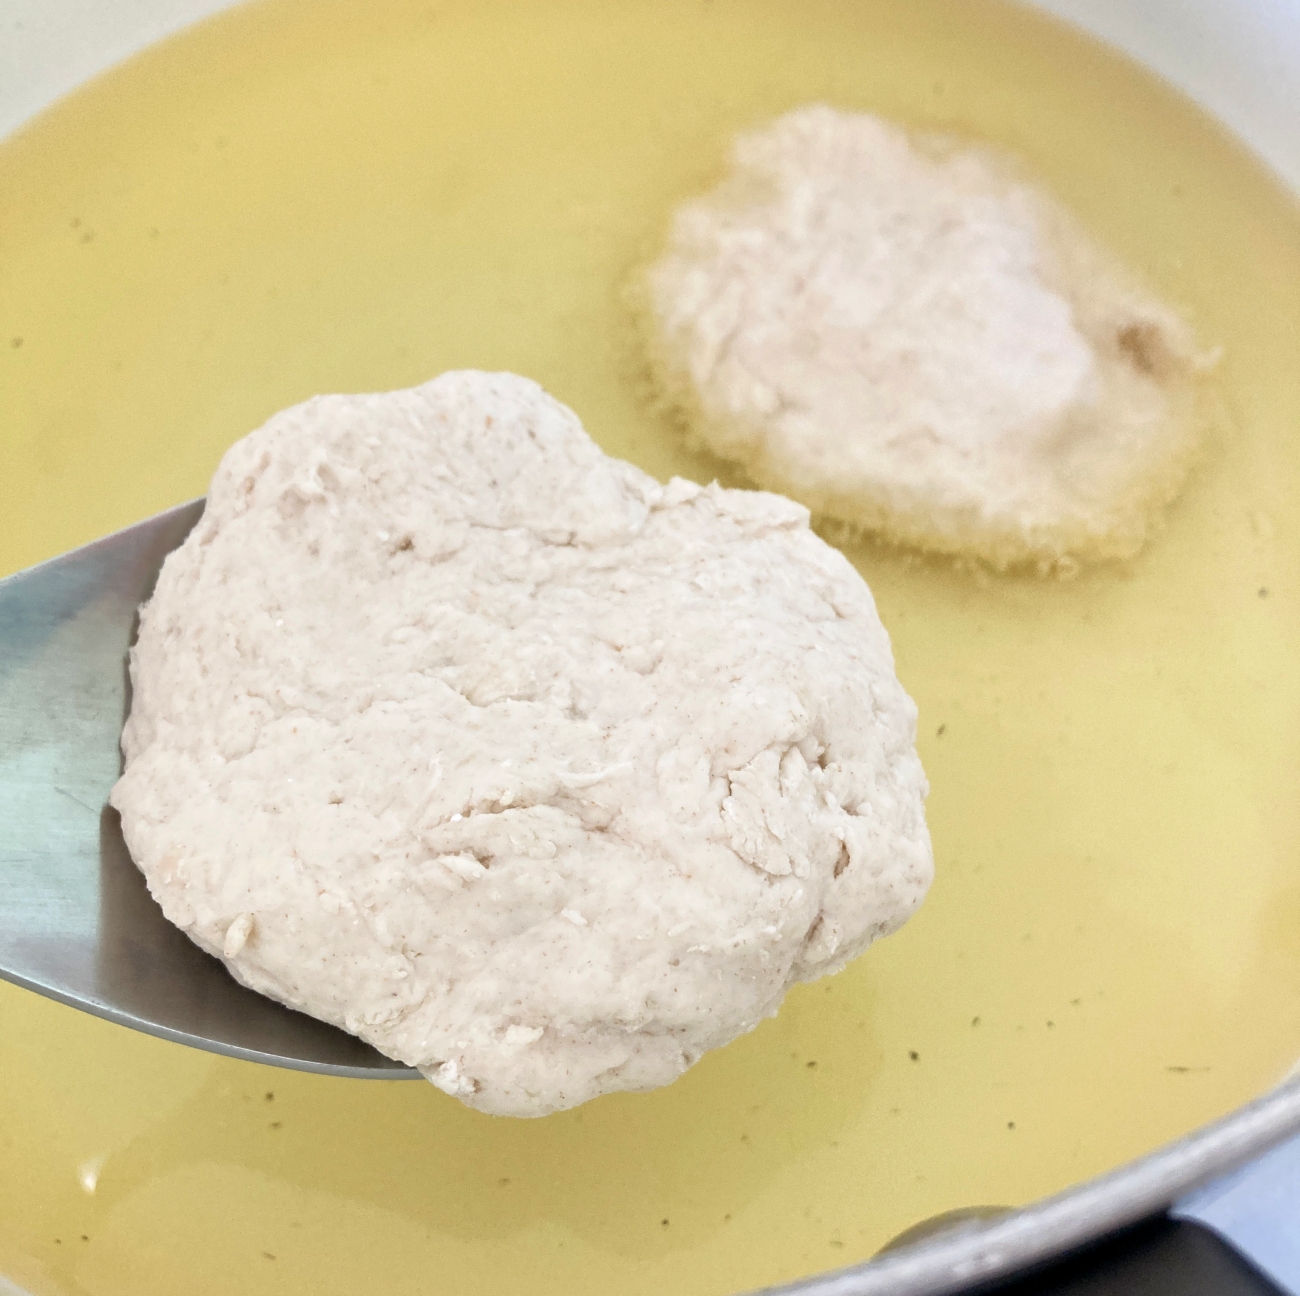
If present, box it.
[1,1,1297,1293]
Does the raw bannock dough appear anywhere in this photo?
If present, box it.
[111,371,932,1116]
[640,106,1215,572]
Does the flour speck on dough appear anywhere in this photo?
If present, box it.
[639,106,1217,572]
[110,371,932,1116]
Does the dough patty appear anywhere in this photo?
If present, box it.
[639,106,1214,572]
[111,371,932,1116]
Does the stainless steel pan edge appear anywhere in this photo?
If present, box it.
[760,1074,1300,1295]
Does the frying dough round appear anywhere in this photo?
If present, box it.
[639,106,1214,572]
[111,371,932,1116]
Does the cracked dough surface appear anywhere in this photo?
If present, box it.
[111,371,932,1116]
[640,106,1214,572]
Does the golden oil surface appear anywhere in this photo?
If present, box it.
[2,1,1299,1293]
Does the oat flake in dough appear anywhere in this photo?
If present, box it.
[641,106,1215,571]
[110,371,932,1117]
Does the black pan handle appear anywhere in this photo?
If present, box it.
[982,1128,1299,1295]
[983,1215,1287,1296]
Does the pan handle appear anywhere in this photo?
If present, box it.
[1167,1127,1300,1294]
[985,1217,1287,1295]
[986,1132,1299,1295]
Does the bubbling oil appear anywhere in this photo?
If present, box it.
[2,0,1299,1293]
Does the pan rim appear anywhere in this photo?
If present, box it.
[757,1073,1300,1295]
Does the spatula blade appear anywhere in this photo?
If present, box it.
[0,502,418,1078]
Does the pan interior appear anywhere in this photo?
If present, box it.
[1,0,1299,1293]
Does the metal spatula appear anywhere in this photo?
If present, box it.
[0,502,418,1078]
